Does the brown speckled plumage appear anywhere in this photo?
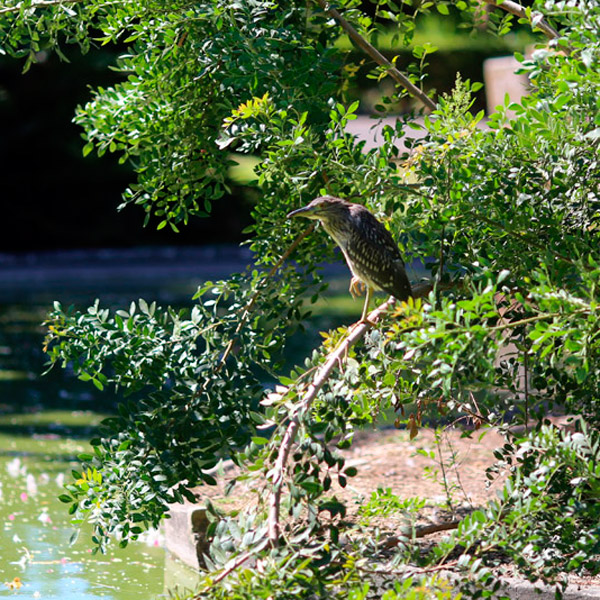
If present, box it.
[287,195,412,303]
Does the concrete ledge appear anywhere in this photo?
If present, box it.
[483,55,528,116]
[164,503,210,569]
[164,504,600,598]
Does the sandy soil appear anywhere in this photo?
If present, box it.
[338,425,506,509]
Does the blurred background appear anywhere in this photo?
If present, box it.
[0,13,534,253]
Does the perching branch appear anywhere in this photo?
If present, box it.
[313,0,437,112]
[268,295,396,546]
[482,0,560,41]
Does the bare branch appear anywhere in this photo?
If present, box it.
[383,520,461,548]
[482,0,560,40]
[268,295,396,545]
[356,558,460,578]
[210,551,253,585]
[192,549,258,597]
[313,0,436,112]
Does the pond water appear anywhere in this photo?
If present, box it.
[0,410,201,600]
[0,246,358,599]
[0,248,240,599]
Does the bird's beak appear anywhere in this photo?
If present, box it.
[287,205,317,219]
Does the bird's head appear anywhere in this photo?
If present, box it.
[287,195,350,222]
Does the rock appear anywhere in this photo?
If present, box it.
[493,578,600,599]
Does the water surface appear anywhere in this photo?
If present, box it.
[0,246,363,598]
[0,410,190,599]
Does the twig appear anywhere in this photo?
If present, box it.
[416,519,461,537]
[435,428,455,511]
[437,224,446,289]
[356,558,460,578]
[482,0,560,41]
[268,296,396,546]
[210,551,253,585]
[191,550,254,596]
[313,0,436,111]
[204,223,316,382]
[488,308,589,332]
[384,519,461,547]
[523,349,529,434]
[444,431,472,507]
[468,210,578,268]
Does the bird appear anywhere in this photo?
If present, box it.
[287,195,412,322]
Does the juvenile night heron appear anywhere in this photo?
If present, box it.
[287,195,412,322]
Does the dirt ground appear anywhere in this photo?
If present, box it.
[192,420,600,595]
[337,425,506,510]
[201,417,584,522]
[199,424,506,517]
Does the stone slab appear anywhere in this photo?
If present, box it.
[164,503,210,570]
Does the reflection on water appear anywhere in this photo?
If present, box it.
[0,411,191,599]
[0,248,231,599]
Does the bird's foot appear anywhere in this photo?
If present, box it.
[349,276,366,299]
[358,315,378,327]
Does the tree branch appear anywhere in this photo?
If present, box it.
[313,0,436,111]
[214,223,316,373]
[482,0,560,41]
[268,296,396,546]
[383,519,461,548]
[467,210,581,269]
[356,558,460,578]
[488,308,589,331]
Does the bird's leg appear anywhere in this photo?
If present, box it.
[349,276,365,299]
[360,286,373,323]
[349,278,375,325]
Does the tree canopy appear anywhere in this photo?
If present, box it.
[3,0,600,598]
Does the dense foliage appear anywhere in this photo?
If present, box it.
[3,0,599,598]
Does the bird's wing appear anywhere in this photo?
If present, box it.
[350,210,412,300]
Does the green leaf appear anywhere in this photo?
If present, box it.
[92,378,104,391]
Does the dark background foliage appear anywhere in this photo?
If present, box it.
[0,47,252,251]
[4,1,598,597]
[1,35,514,251]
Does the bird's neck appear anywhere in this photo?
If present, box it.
[321,220,352,247]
